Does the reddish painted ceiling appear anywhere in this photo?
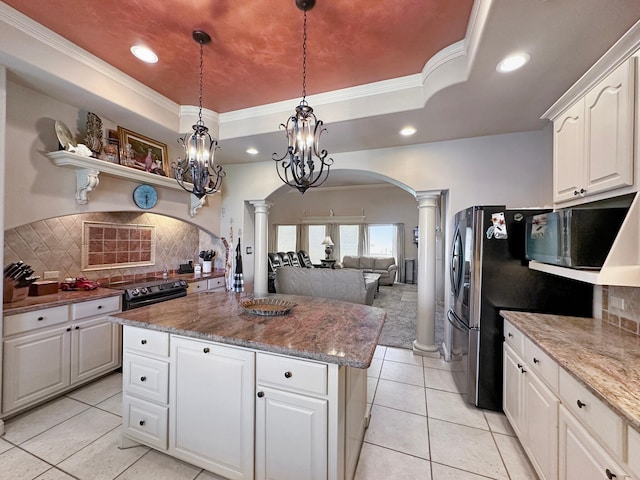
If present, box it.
[4,0,474,112]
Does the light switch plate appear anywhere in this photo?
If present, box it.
[610,296,625,310]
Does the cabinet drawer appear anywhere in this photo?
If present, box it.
[503,320,524,355]
[524,338,558,393]
[207,277,225,291]
[123,353,169,404]
[71,296,120,320]
[559,368,624,457]
[186,280,208,294]
[123,326,169,357]
[628,427,640,478]
[4,305,69,336]
[257,353,327,396]
[123,394,168,450]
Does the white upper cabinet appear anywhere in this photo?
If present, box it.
[553,57,636,204]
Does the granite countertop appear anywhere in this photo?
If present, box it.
[3,288,123,315]
[500,311,640,432]
[2,271,226,315]
[108,292,386,369]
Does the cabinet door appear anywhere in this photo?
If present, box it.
[525,370,559,480]
[559,406,629,480]
[553,100,585,203]
[584,58,635,196]
[71,319,121,385]
[169,337,255,480]
[256,386,328,480]
[503,344,525,438]
[2,326,71,413]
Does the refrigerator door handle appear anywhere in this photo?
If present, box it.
[447,309,469,332]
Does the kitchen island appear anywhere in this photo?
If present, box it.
[108,291,385,480]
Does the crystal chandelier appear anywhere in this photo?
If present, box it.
[272,0,333,194]
[175,30,225,199]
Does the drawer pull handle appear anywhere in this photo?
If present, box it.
[532,357,540,364]
[140,376,147,382]
[139,420,145,426]
[606,469,616,479]
[257,391,264,398]
[75,326,80,330]
[577,399,586,409]
[66,327,72,332]
[37,316,44,321]
[507,332,513,338]
[203,347,210,354]
[284,371,293,378]
[141,339,147,345]
[97,305,103,309]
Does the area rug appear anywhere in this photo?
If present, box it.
[373,283,445,350]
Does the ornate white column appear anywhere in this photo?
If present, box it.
[413,191,441,357]
[250,201,271,296]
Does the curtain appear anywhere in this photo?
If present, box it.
[359,224,369,256]
[326,223,339,261]
[297,224,308,253]
[395,223,405,283]
[268,224,278,253]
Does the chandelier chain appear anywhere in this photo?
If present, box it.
[302,9,307,101]
[198,40,204,125]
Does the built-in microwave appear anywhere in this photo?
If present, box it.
[525,208,628,269]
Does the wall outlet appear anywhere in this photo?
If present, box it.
[610,296,625,310]
[43,271,60,280]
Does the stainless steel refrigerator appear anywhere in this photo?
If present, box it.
[447,206,593,411]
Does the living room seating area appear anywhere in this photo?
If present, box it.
[274,267,378,305]
[335,255,398,285]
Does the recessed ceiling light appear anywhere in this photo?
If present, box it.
[496,53,530,73]
[130,45,158,64]
[400,126,417,137]
[246,147,259,155]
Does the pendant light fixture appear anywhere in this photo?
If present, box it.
[175,30,225,199]
[272,0,333,194]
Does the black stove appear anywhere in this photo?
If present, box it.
[108,278,188,310]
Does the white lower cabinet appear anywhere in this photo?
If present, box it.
[2,296,121,416]
[559,406,629,480]
[503,318,636,480]
[255,386,327,480]
[119,326,368,480]
[169,336,255,480]
[503,342,558,480]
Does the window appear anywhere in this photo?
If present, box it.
[339,225,359,257]
[308,225,326,264]
[368,224,395,257]
[277,225,297,253]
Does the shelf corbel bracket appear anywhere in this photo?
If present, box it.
[75,168,100,204]
[190,194,206,217]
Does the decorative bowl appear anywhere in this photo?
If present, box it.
[240,298,296,316]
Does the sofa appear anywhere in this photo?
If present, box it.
[274,267,377,305]
[335,256,397,285]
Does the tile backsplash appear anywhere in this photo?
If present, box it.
[602,285,640,336]
[4,212,225,283]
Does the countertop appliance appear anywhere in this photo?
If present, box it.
[448,206,593,411]
[106,278,188,310]
[525,207,628,269]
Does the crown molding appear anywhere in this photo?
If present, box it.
[0,2,178,115]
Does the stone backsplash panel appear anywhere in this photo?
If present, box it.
[4,212,224,283]
[602,285,640,336]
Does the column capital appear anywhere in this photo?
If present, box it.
[249,200,271,214]
[415,190,440,208]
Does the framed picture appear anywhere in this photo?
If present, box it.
[117,126,169,176]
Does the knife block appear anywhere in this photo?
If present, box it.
[3,278,28,303]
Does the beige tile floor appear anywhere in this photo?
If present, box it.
[0,346,538,479]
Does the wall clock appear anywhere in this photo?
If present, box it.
[133,184,158,209]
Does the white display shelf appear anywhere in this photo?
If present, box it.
[46,151,206,216]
